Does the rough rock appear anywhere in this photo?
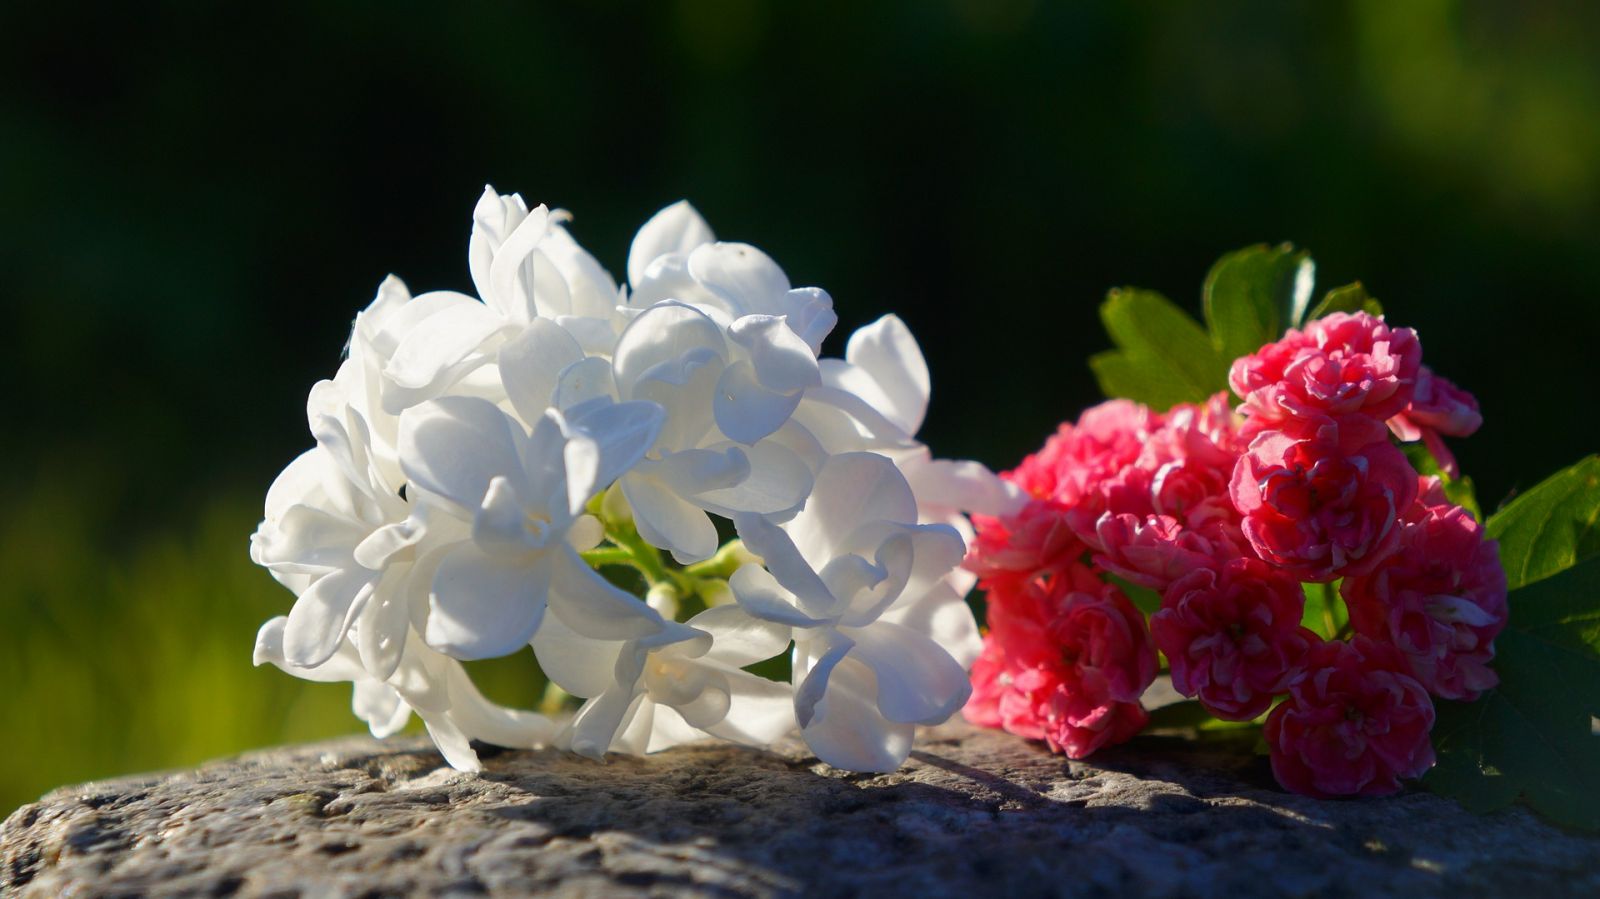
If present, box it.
[4,720,1597,897]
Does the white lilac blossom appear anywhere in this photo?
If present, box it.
[251,187,1010,772]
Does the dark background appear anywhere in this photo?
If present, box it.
[3,0,1598,812]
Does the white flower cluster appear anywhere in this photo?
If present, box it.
[251,189,1018,772]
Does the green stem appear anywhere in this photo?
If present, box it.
[579,546,635,568]
[1320,581,1338,641]
[684,540,753,580]
[606,526,671,586]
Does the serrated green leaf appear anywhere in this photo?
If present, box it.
[1089,351,1204,413]
[1091,288,1228,409]
[1424,555,1600,830]
[1203,244,1310,360]
[1305,281,1384,324]
[1404,442,1483,522]
[1485,455,1600,590]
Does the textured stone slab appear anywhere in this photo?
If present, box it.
[4,720,1597,897]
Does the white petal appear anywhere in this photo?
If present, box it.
[728,315,821,394]
[499,318,585,425]
[800,654,915,773]
[531,611,627,698]
[902,453,1025,518]
[778,287,837,354]
[841,314,930,436]
[569,678,648,760]
[443,660,557,748]
[628,348,723,452]
[787,452,919,562]
[472,476,541,553]
[421,714,482,772]
[730,512,836,616]
[355,567,412,681]
[652,447,749,498]
[283,568,376,668]
[469,186,528,302]
[353,680,411,739]
[486,203,554,323]
[881,578,982,669]
[357,273,414,335]
[837,532,915,627]
[515,410,576,518]
[702,671,796,747]
[352,518,424,570]
[425,544,550,660]
[257,502,367,574]
[542,220,620,319]
[253,617,367,684]
[563,398,667,511]
[846,621,971,725]
[898,522,969,606]
[728,564,830,628]
[798,385,921,449]
[623,473,720,565]
[640,703,703,752]
[362,288,473,361]
[687,242,790,315]
[546,547,664,640]
[399,396,529,517]
[714,360,802,445]
[612,301,726,397]
[692,439,812,518]
[689,604,793,667]
[261,449,326,524]
[628,200,715,287]
[381,297,506,413]
[555,356,618,410]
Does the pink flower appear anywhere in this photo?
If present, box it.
[1230,431,1418,581]
[1230,311,1422,428]
[1343,503,1507,700]
[1008,400,1159,506]
[1064,393,1249,587]
[963,578,1157,758]
[967,499,1086,597]
[1117,392,1248,552]
[1087,512,1224,592]
[1388,367,1482,478]
[1265,637,1436,797]
[1153,559,1319,720]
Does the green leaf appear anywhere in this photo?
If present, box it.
[1485,455,1600,590]
[1144,698,1266,741]
[1300,580,1348,640]
[1145,699,1214,730]
[1203,244,1310,361]
[1090,288,1229,409]
[1106,572,1163,616]
[1403,443,1483,523]
[1304,281,1384,324]
[1424,556,1600,830]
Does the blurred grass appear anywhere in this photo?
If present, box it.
[0,474,547,817]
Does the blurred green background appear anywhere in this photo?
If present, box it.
[4,0,1599,815]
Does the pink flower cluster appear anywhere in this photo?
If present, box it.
[966,311,1507,798]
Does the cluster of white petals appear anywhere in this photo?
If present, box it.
[252,189,1019,772]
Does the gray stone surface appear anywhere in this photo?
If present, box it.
[3,720,1597,897]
